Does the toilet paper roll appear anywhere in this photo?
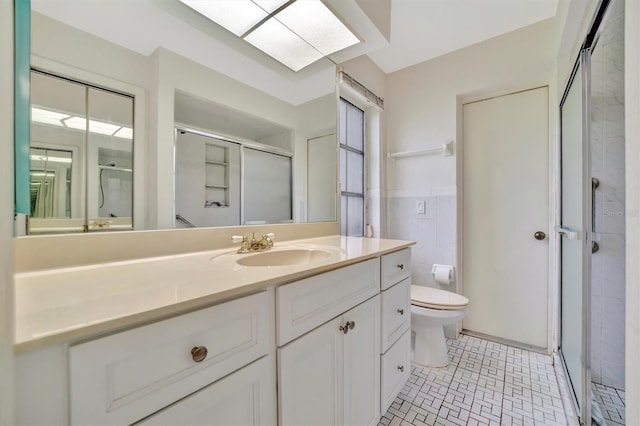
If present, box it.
[432,264,454,285]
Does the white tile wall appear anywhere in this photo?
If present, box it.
[590,0,625,390]
[386,191,457,292]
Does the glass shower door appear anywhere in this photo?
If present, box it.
[558,53,591,423]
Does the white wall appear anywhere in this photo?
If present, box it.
[0,1,14,423]
[384,19,556,291]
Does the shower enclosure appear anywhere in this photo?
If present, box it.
[558,0,626,424]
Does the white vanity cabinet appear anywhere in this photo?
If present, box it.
[15,243,414,426]
[278,296,381,426]
[69,290,275,425]
[379,249,412,413]
[276,258,382,425]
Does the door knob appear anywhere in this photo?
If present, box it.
[534,231,546,240]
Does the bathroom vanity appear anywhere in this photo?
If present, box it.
[14,236,413,425]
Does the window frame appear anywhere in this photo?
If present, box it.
[339,97,365,237]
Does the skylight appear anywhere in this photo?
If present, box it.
[179,0,359,71]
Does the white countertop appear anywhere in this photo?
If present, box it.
[14,236,414,352]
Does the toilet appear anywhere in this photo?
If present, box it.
[411,285,469,368]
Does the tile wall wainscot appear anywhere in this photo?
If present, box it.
[590,0,625,390]
[386,187,457,337]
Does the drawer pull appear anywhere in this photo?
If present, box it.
[190,346,208,363]
[397,263,404,270]
[397,308,404,315]
[398,365,405,372]
[339,321,356,334]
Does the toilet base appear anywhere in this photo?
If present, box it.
[413,325,449,368]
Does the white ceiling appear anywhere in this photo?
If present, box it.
[367,0,559,74]
[32,0,559,103]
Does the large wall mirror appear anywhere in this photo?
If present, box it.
[20,0,341,235]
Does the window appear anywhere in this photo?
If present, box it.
[339,98,365,236]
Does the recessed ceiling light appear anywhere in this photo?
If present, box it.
[63,117,122,136]
[29,154,72,164]
[31,107,69,126]
[245,17,324,72]
[179,0,282,36]
[114,127,133,140]
[179,0,359,72]
[273,1,359,56]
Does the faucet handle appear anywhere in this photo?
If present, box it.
[265,233,275,240]
[231,235,246,243]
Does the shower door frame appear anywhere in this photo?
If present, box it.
[557,0,613,423]
[558,48,592,426]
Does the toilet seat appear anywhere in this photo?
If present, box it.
[411,285,469,311]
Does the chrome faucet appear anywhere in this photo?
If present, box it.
[231,232,275,253]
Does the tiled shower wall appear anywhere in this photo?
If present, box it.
[590,0,625,390]
[386,188,457,291]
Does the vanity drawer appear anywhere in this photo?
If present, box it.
[69,291,272,426]
[381,329,411,414]
[138,356,276,425]
[381,248,411,290]
[277,258,380,346]
[381,278,411,352]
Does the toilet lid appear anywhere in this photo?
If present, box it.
[411,285,469,310]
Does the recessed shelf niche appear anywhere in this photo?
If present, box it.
[204,143,228,208]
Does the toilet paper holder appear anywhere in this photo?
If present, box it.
[431,264,455,285]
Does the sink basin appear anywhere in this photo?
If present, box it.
[236,248,338,267]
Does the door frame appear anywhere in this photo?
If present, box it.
[456,83,556,352]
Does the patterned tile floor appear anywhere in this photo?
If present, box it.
[379,335,568,426]
[592,382,625,425]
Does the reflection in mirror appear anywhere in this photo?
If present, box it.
[243,148,293,224]
[175,131,242,228]
[174,129,294,227]
[27,70,134,234]
[27,0,339,233]
[29,148,72,219]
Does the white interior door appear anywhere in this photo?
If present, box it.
[462,87,549,348]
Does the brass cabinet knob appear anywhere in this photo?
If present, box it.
[339,321,356,334]
[534,231,546,240]
[191,346,208,363]
[397,365,404,372]
[397,263,404,270]
[397,308,404,315]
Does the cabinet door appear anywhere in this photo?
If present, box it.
[139,356,276,425]
[278,317,343,426]
[343,296,381,426]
